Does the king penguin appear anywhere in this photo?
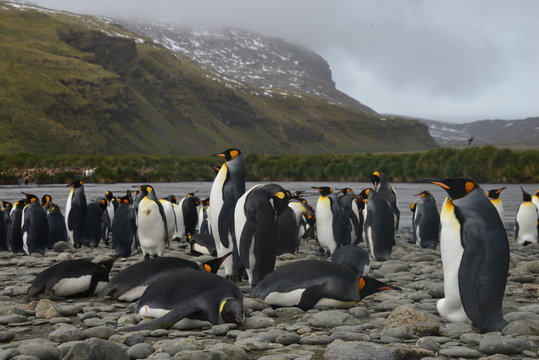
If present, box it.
[197,198,211,235]
[182,193,201,238]
[251,260,399,310]
[364,187,395,261]
[84,198,108,248]
[424,177,509,333]
[371,171,400,232]
[29,257,115,298]
[102,254,229,302]
[112,195,137,258]
[136,185,168,259]
[331,244,371,276]
[46,203,68,249]
[515,187,538,246]
[412,191,440,249]
[338,188,362,244]
[234,183,290,286]
[0,201,10,251]
[312,186,348,255]
[21,192,48,255]
[209,148,245,280]
[65,180,87,248]
[532,190,539,209]
[7,199,26,253]
[486,187,506,223]
[120,269,243,331]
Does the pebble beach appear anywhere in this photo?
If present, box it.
[0,225,538,360]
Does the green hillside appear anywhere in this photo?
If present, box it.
[0,2,437,155]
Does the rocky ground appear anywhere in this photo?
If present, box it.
[0,228,538,360]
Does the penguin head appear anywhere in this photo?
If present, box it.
[414,191,431,198]
[337,188,354,195]
[14,199,28,209]
[358,188,372,200]
[371,171,384,190]
[312,186,333,196]
[47,203,60,214]
[66,180,84,188]
[422,178,478,200]
[136,185,155,196]
[96,257,116,274]
[21,192,38,203]
[486,187,505,200]
[291,190,305,199]
[120,195,131,205]
[1,201,12,210]
[41,195,52,207]
[520,187,532,202]
[212,148,242,161]
[271,190,290,214]
[358,276,401,299]
[97,198,108,212]
[105,191,114,201]
[164,195,177,204]
[202,198,210,206]
[409,202,417,212]
[219,297,243,325]
[201,252,231,273]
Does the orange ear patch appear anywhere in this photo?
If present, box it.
[465,181,475,194]
[204,264,212,272]
[359,277,366,290]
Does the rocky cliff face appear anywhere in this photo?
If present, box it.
[120,21,376,115]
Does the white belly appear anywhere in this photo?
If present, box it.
[235,185,260,282]
[437,198,471,324]
[264,289,305,307]
[118,285,148,302]
[52,275,92,297]
[314,298,358,309]
[516,203,539,244]
[138,305,210,329]
[316,197,336,253]
[137,199,166,256]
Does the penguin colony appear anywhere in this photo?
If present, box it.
[1,149,537,335]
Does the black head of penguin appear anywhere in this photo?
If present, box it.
[358,276,401,299]
[311,187,333,196]
[2,201,12,211]
[66,180,84,188]
[97,257,117,274]
[486,188,506,200]
[219,297,243,325]
[520,187,532,202]
[164,195,177,204]
[409,203,417,213]
[200,252,232,273]
[135,185,158,201]
[371,171,384,189]
[415,191,432,198]
[358,188,373,200]
[421,178,478,200]
[41,195,52,208]
[119,195,132,205]
[21,192,39,204]
[212,148,241,161]
[337,188,354,195]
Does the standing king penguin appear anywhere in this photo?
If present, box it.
[424,178,509,333]
[21,192,48,255]
[234,183,290,286]
[46,203,68,248]
[312,186,348,255]
[65,180,87,248]
[371,171,400,232]
[112,195,137,257]
[486,187,506,223]
[532,190,539,209]
[209,148,245,280]
[412,191,440,249]
[136,185,168,259]
[364,187,395,261]
[515,188,539,246]
[7,199,26,253]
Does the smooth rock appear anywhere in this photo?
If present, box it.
[243,316,274,329]
[172,350,227,360]
[63,338,129,360]
[439,346,482,358]
[0,315,27,325]
[56,252,73,261]
[384,305,440,336]
[48,325,84,343]
[35,300,61,319]
[502,320,539,336]
[17,341,60,360]
[204,343,249,360]
[52,242,70,253]
[438,323,476,338]
[83,326,117,339]
[307,310,357,328]
[0,331,16,343]
[479,335,530,355]
[324,340,396,360]
[243,298,269,311]
[127,343,154,359]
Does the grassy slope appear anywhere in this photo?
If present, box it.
[0,3,438,155]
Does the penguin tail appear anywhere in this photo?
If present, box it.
[120,305,200,332]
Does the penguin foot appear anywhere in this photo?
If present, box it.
[523,241,531,246]
[315,247,326,256]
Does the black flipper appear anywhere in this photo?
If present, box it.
[297,285,327,311]
[155,200,169,245]
[120,304,202,332]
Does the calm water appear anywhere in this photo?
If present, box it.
[0,181,533,228]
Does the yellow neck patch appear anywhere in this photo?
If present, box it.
[274,191,285,199]
[219,299,228,314]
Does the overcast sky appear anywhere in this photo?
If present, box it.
[26,0,539,122]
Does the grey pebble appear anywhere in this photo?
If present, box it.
[204,343,249,360]
[63,338,129,360]
[243,316,275,329]
[48,325,84,343]
[307,310,356,328]
[0,315,27,325]
[324,340,396,360]
[83,317,105,327]
[438,345,482,358]
[17,340,60,360]
[299,334,333,345]
[438,322,475,338]
[479,334,530,355]
[127,343,155,359]
[172,350,227,360]
[276,333,300,345]
[0,349,20,360]
[0,331,16,343]
[83,326,117,339]
[11,356,41,360]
